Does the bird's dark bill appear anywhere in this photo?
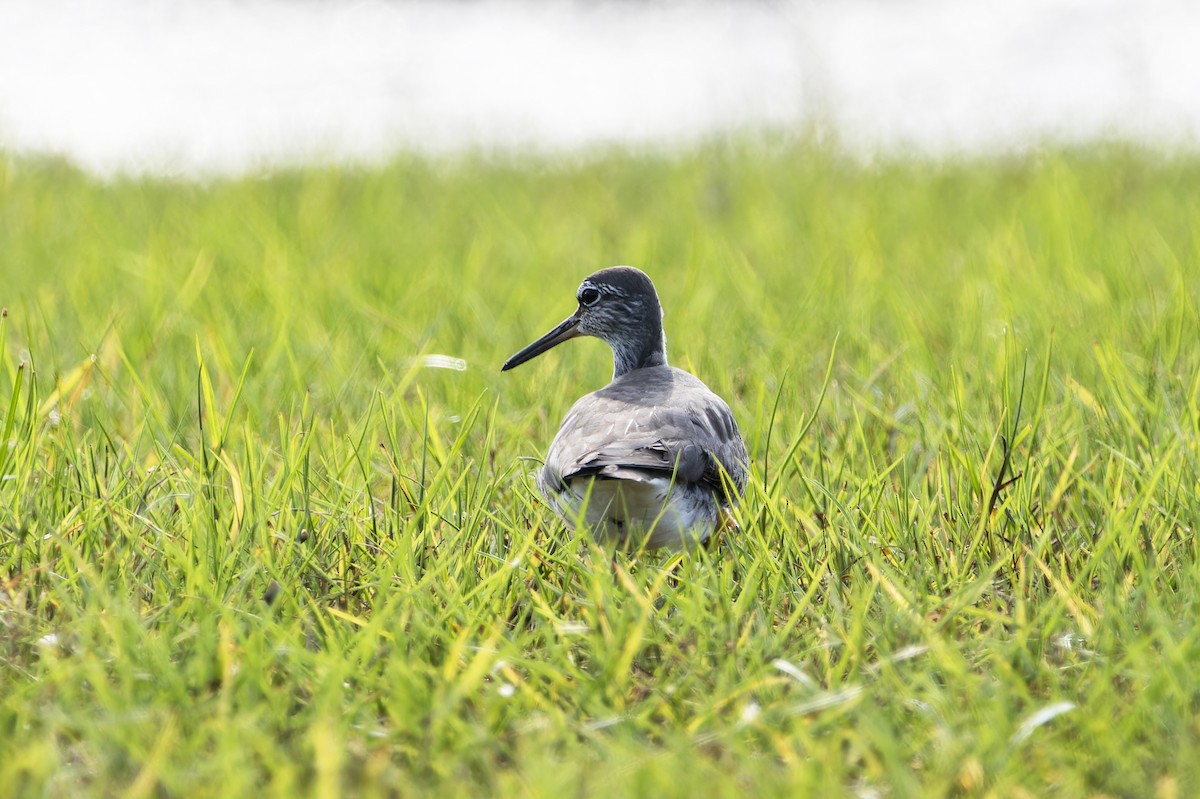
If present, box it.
[502,314,581,371]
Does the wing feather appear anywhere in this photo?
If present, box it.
[540,367,747,502]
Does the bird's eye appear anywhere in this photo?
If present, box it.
[578,287,601,306]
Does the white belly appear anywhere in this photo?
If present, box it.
[544,475,717,551]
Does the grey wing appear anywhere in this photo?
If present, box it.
[544,390,748,502]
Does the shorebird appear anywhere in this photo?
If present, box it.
[502,266,748,551]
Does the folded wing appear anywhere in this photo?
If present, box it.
[540,367,748,502]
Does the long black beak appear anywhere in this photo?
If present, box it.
[502,312,582,371]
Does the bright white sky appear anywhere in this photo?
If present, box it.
[1,0,1196,176]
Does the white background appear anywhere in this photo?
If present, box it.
[1,0,1196,176]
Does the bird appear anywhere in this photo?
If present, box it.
[502,266,748,551]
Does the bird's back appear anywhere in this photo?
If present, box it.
[537,366,747,547]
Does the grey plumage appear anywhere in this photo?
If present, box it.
[503,266,748,550]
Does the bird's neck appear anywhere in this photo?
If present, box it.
[611,328,668,379]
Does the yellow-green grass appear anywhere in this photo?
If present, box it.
[1,140,1198,797]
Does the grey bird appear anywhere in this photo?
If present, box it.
[502,266,748,551]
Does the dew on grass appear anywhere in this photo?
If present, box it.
[420,354,467,371]
[583,716,625,731]
[1010,701,1076,746]
[890,644,929,663]
[1053,632,1097,659]
[772,658,817,689]
[787,686,864,716]
[554,622,588,635]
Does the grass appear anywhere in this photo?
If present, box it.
[1,138,1199,797]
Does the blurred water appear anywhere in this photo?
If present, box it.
[0,0,1196,176]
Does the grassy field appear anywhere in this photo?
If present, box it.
[1,139,1198,797]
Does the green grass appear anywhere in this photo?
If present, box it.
[1,139,1199,797]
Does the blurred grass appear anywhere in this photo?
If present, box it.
[1,138,1199,797]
